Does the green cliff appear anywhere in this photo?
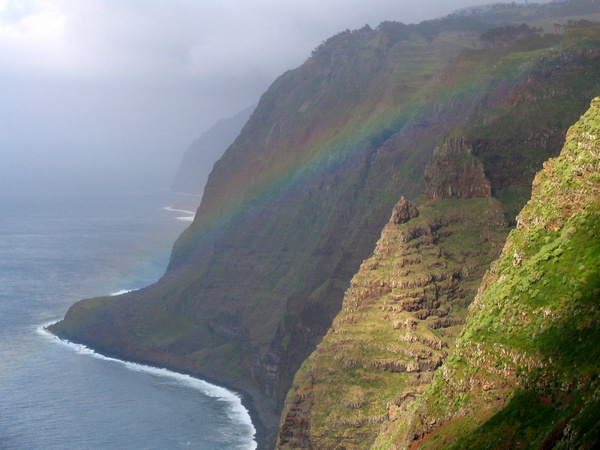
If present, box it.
[277,194,509,448]
[278,94,600,450]
[382,96,600,449]
[277,27,600,450]
[50,2,600,444]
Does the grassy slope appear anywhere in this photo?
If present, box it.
[278,196,509,449]
[384,98,600,449]
[276,26,600,449]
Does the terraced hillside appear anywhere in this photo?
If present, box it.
[384,97,600,449]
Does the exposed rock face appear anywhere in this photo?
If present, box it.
[386,98,600,449]
[391,197,419,225]
[424,136,492,199]
[277,195,509,449]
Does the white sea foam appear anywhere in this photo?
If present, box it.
[38,322,257,449]
[110,288,137,296]
[163,206,196,215]
[164,206,195,222]
[175,216,194,222]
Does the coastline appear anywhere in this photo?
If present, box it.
[41,323,276,450]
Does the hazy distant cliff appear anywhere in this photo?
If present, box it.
[50,2,600,445]
[171,105,254,195]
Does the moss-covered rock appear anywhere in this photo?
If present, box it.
[384,98,600,449]
[277,196,509,449]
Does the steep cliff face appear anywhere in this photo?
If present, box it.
[277,26,600,450]
[277,194,508,449]
[275,127,503,448]
[381,97,600,450]
[424,136,491,199]
[50,5,600,443]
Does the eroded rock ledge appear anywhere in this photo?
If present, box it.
[386,98,600,449]
[424,136,492,200]
[277,193,509,449]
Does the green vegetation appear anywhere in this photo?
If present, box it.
[279,19,600,446]
[278,195,511,448]
[387,98,600,449]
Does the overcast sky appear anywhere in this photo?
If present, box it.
[0,0,529,191]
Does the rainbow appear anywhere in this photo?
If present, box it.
[172,33,547,268]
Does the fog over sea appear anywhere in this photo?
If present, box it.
[0,186,256,449]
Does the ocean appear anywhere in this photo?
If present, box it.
[0,187,256,449]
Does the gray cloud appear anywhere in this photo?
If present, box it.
[0,0,530,191]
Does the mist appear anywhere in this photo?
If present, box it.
[0,0,535,193]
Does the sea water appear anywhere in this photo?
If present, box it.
[0,187,256,449]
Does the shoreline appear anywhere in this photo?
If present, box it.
[41,324,276,450]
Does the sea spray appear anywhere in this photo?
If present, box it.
[164,206,196,222]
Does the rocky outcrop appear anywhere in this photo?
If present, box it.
[424,136,491,199]
[390,197,419,225]
[386,98,600,449]
[276,167,510,448]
